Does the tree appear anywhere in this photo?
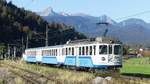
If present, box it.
[0,43,6,58]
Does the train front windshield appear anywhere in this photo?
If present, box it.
[114,45,122,55]
[99,44,122,55]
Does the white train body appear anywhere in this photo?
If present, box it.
[23,37,123,68]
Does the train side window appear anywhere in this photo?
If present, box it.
[56,49,57,56]
[109,45,112,54]
[55,49,57,56]
[63,48,66,55]
[82,47,85,55]
[66,48,68,55]
[52,49,54,56]
[51,50,53,56]
[86,46,88,55]
[49,50,50,56]
[90,46,92,55]
[55,49,56,56]
[54,49,56,56]
[53,50,55,56]
[94,45,96,55]
[99,45,107,54]
[72,47,74,55]
[68,48,71,55]
[79,47,81,55]
[50,50,51,56]
[114,45,122,55]
[44,51,47,56]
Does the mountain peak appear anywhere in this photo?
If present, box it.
[99,14,116,24]
[119,18,148,27]
[40,6,56,16]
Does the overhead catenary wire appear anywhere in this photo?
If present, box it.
[115,10,150,21]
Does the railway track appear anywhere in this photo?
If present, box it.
[1,63,62,84]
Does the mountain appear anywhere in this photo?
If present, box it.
[38,7,150,46]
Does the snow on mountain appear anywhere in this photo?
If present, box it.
[39,7,58,16]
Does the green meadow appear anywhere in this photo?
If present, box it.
[120,57,150,75]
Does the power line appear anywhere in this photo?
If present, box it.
[115,10,150,21]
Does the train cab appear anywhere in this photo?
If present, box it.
[97,44,122,68]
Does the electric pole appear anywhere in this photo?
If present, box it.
[13,46,16,60]
[45,25,48,46]
[26,35,29,49]
[21,36,24,53]
[7,44,10,59]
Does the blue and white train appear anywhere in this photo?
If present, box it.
[22,37,123,69]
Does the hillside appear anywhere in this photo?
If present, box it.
[39,7,150,46]
[0,1,86,48]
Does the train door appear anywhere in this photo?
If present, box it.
[22,51,27,61]
[36,49,42,62]
[57,47,65,63]
[108,44,113,64]
[112,44,123,66]
[98,44,109,65]
[75,46,79,67]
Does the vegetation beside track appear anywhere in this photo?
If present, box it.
[1,60,95,84]
[0,60,150,84]
[120,57,150,76]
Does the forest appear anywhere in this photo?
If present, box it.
[0,0,86,57]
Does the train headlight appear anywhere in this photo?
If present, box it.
[102,57,106,61]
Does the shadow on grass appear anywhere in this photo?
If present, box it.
[121,73,150,78]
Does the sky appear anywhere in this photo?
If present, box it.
[6,0,150,22]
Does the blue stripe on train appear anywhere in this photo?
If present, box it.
[42,56,57,64]
[79,56,94,67]
[26,56,36,62]
[64,56,94,67]
[64,56,76,66]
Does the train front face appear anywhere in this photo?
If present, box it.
[97,44,123,68]
[107,44,123,68]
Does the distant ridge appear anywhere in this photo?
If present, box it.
[38,7,150,46]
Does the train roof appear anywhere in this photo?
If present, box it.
[25,45,63,51]
[25,37,122,51]
[66,37,121,45]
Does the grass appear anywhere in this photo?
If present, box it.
[1,60,150,84]
[120,57,150,76]
[1,60,95,84]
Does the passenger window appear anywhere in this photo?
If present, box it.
[56,49,57,56]
[94,45,96,55]
[66,48,68,55]
[49,50,51,56]
[52,50,54,56]
[72,47,74,55]
[79,47,81,55]
[90,46,92,55]
[109,45,112,54]
[69,48,71,55]
[86,46,88,55]
[64,48,66,55]
[114,45,122,55]
[53,50,54,56]
[99,45,107,54]
[54,50,55,56]
[82,47,85,55]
